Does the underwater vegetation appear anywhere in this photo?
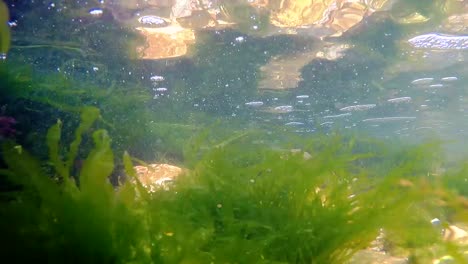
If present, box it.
[1,0,267,160]
[0,60,256,164]
[2,1,468,263]
[0,0,10,57]
[1,107,468,264]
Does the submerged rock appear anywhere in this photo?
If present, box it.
[105,0,222,59]
[349,249,408,264]
[106,0,394,89]
[256,0,393,90]
[133,163,184,192]
[135,24,196,59]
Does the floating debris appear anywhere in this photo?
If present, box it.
[429,84,444,88]
[387,97,412,103]
[408,33,468,50]
[339,104,376,112]
[441,76,458,82]
[362,116,416,122]
[150,75,165,82]
[411,78,434,85]
[245,101,264,107]
[296,95,309,99]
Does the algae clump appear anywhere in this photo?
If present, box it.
[0,108,466,263]
[0,107,152,263]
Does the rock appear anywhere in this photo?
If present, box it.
[433,255,455,264]
[443,225,468,242]
[133,163,184,192]
[349,249,408,264]
[108,0,392,85]
[257,0,389,90]
[135,25,195,59]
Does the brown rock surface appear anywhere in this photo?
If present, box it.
[135,25,195,59]
[133,163,184,192]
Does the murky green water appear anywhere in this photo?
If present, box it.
[2,1,468,263]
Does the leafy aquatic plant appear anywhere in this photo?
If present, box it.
[150,134,446,263]
[0,107,153,263]
[0,107,466,263]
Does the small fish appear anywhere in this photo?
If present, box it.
[362,116,416,122]
[339,104,376,112]
[320,121,334,126]
[150,75,165,82]
[245,101,264,107]
[441,76,458,82]
[285,122,304,126]
[89,8,104,17]
[323,113,351,119]
[273,105,294,113]
[387,97,412,103]
[153,87,168,92]
[411,78,434,85]
[261,105,294,114]
[408,33,468,50]
[138,15,168,27]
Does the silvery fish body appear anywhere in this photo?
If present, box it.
[339,104,376,112]
[408,33,468,50]
[138,15,168,27]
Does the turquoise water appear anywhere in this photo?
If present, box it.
[2,0,468,161]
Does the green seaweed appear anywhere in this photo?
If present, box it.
[1,2,467,262]
[0,107,151,263]
[0,0,10,56]
[3,110,467,263]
